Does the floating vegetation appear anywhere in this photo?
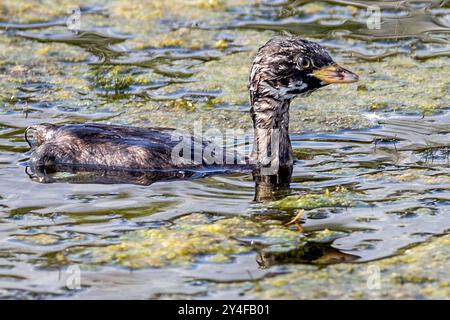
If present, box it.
[272,187,355,211]
[167,98,196,111]
[156,37,185,48]
[213,39,229,49]
[82,214,259,268]
[366,169,450,185]
[70,213,338,269]
[88,66,134,93]
[14,233,61,245]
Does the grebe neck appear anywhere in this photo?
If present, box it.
[250,96,293,173]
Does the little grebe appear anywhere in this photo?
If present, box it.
[26,37,358,177]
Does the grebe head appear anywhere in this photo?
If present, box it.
[249,37,358,172]
[249,36,358,103]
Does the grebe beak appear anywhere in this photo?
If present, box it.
[312,63,359,84]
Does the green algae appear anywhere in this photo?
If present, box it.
[14,233,61,245]
[87,65,151,93]
[0,0,88,23]
[366,169,450,185]
[68,213,318,269]
[168,99,196,112]
[64,211,363,271]
[82,213,261,268]
[261,227,301,244]
[271,187,356,211]
[89,66,133,93]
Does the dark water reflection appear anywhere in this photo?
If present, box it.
[0,0,449,299]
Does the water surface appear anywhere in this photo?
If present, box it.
[0,0,449,299]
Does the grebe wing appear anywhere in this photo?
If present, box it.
[26,123,205,170]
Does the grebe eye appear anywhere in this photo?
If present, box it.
[297,57,311,69]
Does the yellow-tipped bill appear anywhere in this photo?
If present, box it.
[312,64,359,84]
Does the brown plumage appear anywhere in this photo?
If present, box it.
[27,123,199,170]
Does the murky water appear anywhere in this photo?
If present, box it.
[0,0,449,299]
